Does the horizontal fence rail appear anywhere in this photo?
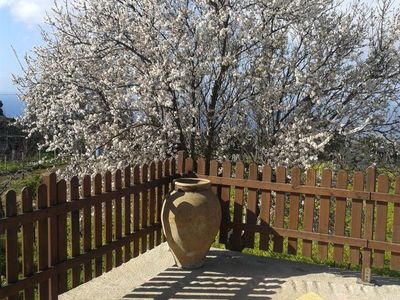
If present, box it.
[177,152,400,283]
[0,158,179,299]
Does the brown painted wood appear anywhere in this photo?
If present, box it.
[361,167,376,282]
[0,176,177,234]
[209,160,218,196]
[236,223,372,249]
[57,180,68,293]
[185,157,193,175]
[21,187,34,300]
[303,168,316,257]
[274,166,286,253]
[6,190,19,300]
[374,174,389,267]
[245,163,258,248]
[220,160,231,244]
[149,162,156,250]
[82,175,92,282]
[124,166,132,262]
[141,164,149,254]
[104,171,113,272]
[318,169,331,261]
[232,161,244,250]
[288,167,301,255]
[163,159,171,243]
[115,170,123,265]
[333,170,347,263]
[197,158,206,176]
[2,172,400,235]
[194,175,400,204]
[260,165,272,251]
[37,184,49,300]
[44,172,58,299]
[391,177,400,270]
[177,151,187,175]
[350,172,363,266]
[155,161,163,245]
[94,174,103,277]
[70,176,81,287]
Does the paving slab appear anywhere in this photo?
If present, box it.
[60,243,400,300]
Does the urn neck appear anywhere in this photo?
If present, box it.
[174,178,211,192]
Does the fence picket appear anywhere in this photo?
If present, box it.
[70,176,81,286]
[260,165,272,251]
[177,151,187,175]
[232,161,244,251]
[318,169,331,261]
[350,172,363,265]
[124,166,132,261]
[197,158,206,176]
[114,170,123,265]
[132,166,140,257]
[6,190,18,300]
[361,167,376,282]
[149,162,156,250]
[185,157,193,175]
[374,174,389,267]
[210,160,218,196]
[288,167,301,255]
[37,184,49,300]
[82,175,92,281]
[303,169,316,257]
[57,180,68,292]
[391,177,400,270]
[163,160,171,243]
[156,161,163,245]
[44,172,58,298]
[333,170,347,263]
[94,174,103,277]
[104,171,113,272]
[274,166,286,253]
[141,164,149,254]
[220,161,231,244]
[245,163,258,248]
[21,187,34,300]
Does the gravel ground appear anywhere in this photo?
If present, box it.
[60,243,400,300]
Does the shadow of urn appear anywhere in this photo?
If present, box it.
[161,178,221,269]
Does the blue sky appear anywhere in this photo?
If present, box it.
[0,0,389,117]
[0,0,53,117]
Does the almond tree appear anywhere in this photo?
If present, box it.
[15,0,400,175]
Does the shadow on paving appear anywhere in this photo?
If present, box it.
[122,250,285,299]
[123,247,400,300]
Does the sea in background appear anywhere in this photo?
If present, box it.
[0,94,25,118]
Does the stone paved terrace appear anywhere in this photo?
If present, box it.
[60,243,400,300]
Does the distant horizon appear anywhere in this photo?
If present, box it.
[0,94,25,117]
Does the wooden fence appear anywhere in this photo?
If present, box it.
[177,152,400,283]
[0,158,179,299]
[2,151,400,299]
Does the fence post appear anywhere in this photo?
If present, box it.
[43,172,58,299]
[360,167,376,284]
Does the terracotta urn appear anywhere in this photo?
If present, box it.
[161,178,221,268]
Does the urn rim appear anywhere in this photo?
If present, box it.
[173,178,211,191]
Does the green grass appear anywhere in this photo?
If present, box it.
[9,171,43,196]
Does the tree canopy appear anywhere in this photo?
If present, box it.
[15,0,400,174]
